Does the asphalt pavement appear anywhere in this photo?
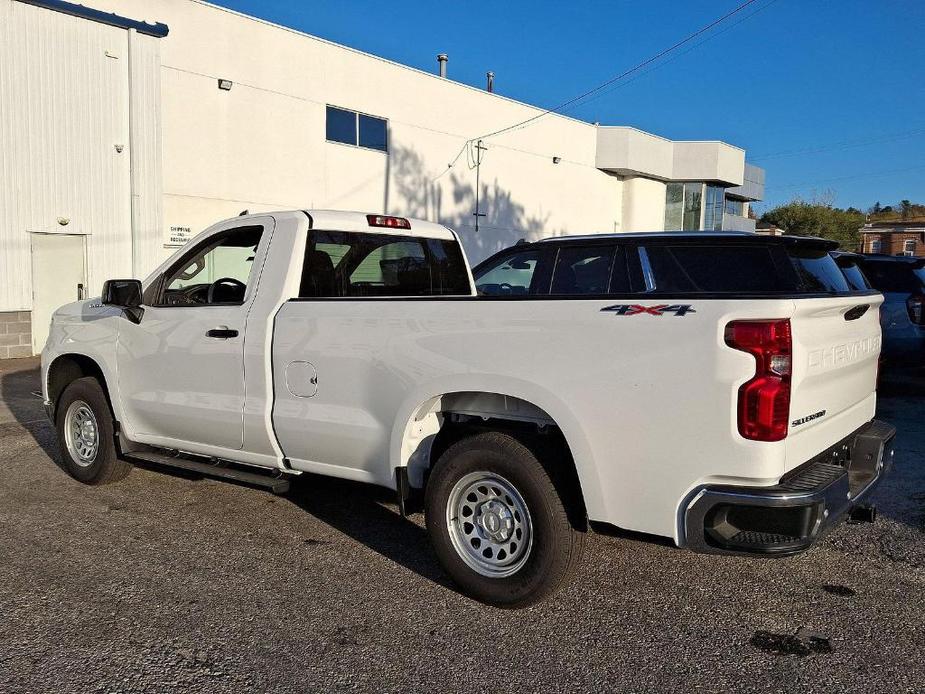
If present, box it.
[0,357,922,693]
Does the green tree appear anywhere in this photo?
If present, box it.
[871,201,882,216]
[900,199,913,220]
[759,196,865,250]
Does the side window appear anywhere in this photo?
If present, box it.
[642,244,793,293]
[474,250,542,296]
[299,231,470,297]
[788,247,851,293]
[837,260,872,291]
[550,246,615,295]
[159,226,263,306]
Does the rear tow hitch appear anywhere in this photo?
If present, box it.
[847,504,877,524]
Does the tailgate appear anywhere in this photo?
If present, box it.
[786,294,883,467]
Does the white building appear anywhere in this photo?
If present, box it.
[0,0,765,357]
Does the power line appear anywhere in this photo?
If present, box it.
[765,164,925,191]
[750,126,925,161]
[560,0,780,116]
[434,0,766,180]
[475,0,762,141]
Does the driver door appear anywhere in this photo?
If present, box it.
[116,220,272,451]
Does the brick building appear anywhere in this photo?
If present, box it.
[859,221,925,257]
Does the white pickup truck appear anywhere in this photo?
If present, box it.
[42,210,894,607]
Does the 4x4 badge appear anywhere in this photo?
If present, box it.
[601,304,696,316]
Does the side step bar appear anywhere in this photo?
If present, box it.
[124,451,291,494]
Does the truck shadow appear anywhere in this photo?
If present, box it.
[0,358,62,464]
[285,474,457,592]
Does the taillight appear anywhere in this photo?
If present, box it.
[906,294,925,325]
[725,319,792,442]
[367,214,411,230]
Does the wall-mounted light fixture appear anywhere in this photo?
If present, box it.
[217,78,233,91]
[552,156,562,164]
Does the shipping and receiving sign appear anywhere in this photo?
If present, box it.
[165,226,192,247]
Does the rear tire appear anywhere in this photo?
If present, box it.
[56,377,131,485]
[425,431,585,608]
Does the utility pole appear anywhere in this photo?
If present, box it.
[473,139,487,232]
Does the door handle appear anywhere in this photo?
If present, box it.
[206,327,238,339]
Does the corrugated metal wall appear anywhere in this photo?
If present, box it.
[0,0,163,314]
[128,28,164,278]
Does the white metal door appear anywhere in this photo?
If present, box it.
[31,233,87,353]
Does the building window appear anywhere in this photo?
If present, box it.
[682,182,703,231]
[903,239,916,256]
[325,105,388,152]
[869,238,882,253]
[665,183,684,231]
[724,196,744,217]
[704,184,725,231]
[665,182,706,231]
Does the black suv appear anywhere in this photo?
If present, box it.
[472,232,866,299]
[855,254,925,364]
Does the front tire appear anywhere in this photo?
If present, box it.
[425,432,585,608]
[56,377,131,485]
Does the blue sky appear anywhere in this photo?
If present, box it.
[215,0,924,213]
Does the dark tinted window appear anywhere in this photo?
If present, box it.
[475,250,542,296]
[833,257,872,291]
[642,245,791,293]
[551,246,615,295]
[300,231,469,298]
[860,260,925,293]
[789,247,850,293]
[358,114,388,152]
[325,106,356,145]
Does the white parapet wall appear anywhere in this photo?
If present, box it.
[89,0,625,266]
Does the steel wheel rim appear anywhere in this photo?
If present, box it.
[64,400,99,467]
[446,471,533,578]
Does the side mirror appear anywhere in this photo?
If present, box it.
[101,279,144,323]
[102,279,142,308]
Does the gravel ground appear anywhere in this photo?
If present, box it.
[0,357,922,693]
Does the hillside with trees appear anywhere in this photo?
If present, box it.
[867,199,925,222]
[759,195,925,250]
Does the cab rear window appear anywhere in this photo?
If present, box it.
[300,230,470,298]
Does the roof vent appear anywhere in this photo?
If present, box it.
[437,53,448,78]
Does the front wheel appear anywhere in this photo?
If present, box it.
[425,432,585,608]
[56,377,131,485]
